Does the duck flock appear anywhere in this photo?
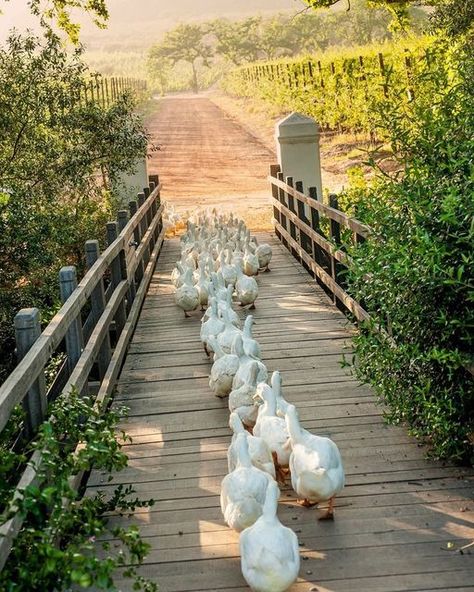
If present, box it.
[172,210,345,592]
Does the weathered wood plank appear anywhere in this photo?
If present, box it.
[86,233,473,592]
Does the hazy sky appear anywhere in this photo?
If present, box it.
[0,0,300,46]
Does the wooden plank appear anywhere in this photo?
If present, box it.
[85,234,473,592]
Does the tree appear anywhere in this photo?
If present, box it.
[0,0,109,43]
[149,24,213,93]
[211,18,261,65]
[0,32,148,382]
[303,0,474,37]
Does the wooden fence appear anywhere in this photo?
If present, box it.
[80,76,148,108]
[0,175,164,570]
[270,164,371,322]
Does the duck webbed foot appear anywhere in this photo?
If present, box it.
[298,499,318,508]
[318,496,335,521]
[271,451,286,485]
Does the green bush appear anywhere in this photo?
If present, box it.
[0,33,148,384]
[342,40,474,462]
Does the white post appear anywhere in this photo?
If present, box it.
[275,112,323,201]
[113,156,149,207]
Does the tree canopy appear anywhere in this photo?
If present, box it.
[1,0,109,43]
[149,24,213,92]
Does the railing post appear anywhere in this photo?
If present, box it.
[144,185,156,252]
[117,210,136,310]
[295,181,312,257]
[149,181,159,242]
[276,171,288,248]
[106,222,127,337]
[329,194,343,308]
[129,201,145,285]
[137,192,150,267]
[85,241,112,380]
[14,309,47,438]
[269,165,281,237]
[59,267,84,374]
[286,177,298,258]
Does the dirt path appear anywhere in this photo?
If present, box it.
[147,95,275,229]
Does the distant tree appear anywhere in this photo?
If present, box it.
[0,0,109,43]
[149,24,213,93]
[211,18,261,65]
[303,0,473,37]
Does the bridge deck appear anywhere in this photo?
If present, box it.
[88,233,473,592]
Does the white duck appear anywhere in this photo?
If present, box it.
[171,261,184,287]
[217,308,243,354]
[255,240,273,272]
[271,371,291,418]
[242,315,261,359]
[240,480,300,592]
[235,267,258,309]
[208,336,239,398]
[220,433,271,532]
[228,412,276,480]
[175,268,199,317]
[220,250,238,287]
[219,285,241,328]
[243,241,259,276]
[254,383,291,484]
[286,404,345,520]
[229,360,261,429]
[232,335,268,391]
[200,297,224,356]
[195,266,210,310]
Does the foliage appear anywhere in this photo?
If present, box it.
[1,0,109,43]
[223,36,436,135]
[148,23,213,93]
[0,32,148,384]
[304,0,474,36]
[337,39,474,462]
[211,17,262,65]
[0,389,156,591]
[145,0,427,93]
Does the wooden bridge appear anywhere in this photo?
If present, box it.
[0,169,473,591]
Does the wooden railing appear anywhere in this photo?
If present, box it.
[269,164,371,322]
[0,175,164,570]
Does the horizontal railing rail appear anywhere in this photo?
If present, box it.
[0,174,164,570]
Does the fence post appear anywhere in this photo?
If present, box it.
[275,112,323,202]
[14,309,47,438]
[117,210,136,310]
[129,201,144,286]
[85,241,112,380]
[295,180,312,258]
[59,267,84,374]
[106,223,127,337]
[328,194,343,308]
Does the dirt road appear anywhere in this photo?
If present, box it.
[147,95,275,229]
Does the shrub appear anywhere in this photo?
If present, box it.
[343,40,474,462]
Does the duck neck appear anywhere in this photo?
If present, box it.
[230,413,244,434]
[261,388,277,416]
[262,482,279,523]
[235,434,252,469]
[243,316,253,338]
[286,408,303,444]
